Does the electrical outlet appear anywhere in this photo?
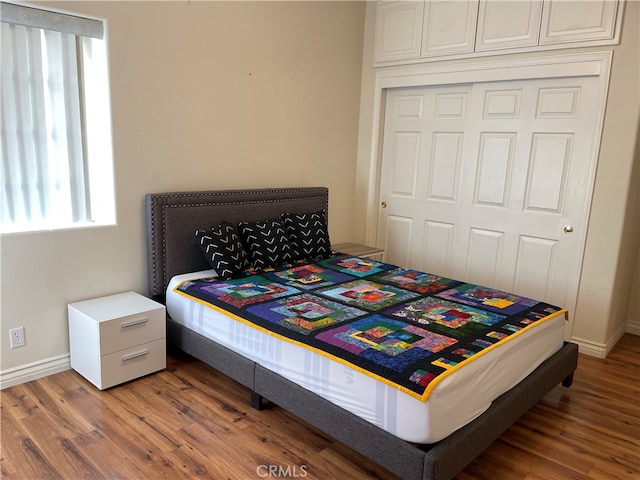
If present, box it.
[9,326,25,349]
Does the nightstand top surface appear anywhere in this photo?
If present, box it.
[332,242,385,257]
[68,291,164,322]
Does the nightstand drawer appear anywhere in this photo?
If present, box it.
[99,338,166,389]
[99,308,165,354]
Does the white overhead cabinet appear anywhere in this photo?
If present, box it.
[475,0,542,51]
[374,0,623,66]
[539,0,620,45]
[374,1,478,63]
[422,0,478,57]
[374,1,424,63]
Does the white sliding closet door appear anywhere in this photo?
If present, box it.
[377,75,602,330]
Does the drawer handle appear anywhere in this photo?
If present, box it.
[121,317,148,329]
[122,350,149,362]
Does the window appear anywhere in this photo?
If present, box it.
[1,1,114,233]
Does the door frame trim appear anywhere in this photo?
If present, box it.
[363,51,613,246]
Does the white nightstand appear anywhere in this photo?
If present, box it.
[332,242,386,261]
[68,291,166,390]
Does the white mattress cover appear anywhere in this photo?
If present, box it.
[167,270,565,443]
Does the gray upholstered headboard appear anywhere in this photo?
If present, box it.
[145,187,329,298]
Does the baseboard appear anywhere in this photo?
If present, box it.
[571,322,629,359]
[0,354,70,390]
[626,320,640,336]
[570,337,608,358]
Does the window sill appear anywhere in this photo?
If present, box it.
[0,220,116,236]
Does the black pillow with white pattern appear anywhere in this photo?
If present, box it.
[238,218,293,270]
[281,210,331,260]
[196,222,250,280]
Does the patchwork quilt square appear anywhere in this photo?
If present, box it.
[263,264,353,290]
[247,294,366,335]
[181,276,300,309]
[387,297,505,329]
[319,255,391,277]
[436,284,538,315]
[370,268,459,294]
[317,280,419,311]
[316,315,457,373]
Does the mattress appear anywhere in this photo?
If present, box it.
[167,270,565,444]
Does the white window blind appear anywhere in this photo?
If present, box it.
[1,1,114,232]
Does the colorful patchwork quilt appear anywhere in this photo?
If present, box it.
[175,254,567,402]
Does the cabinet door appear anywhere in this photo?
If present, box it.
[421,0,479,58]
[539,0,619,45]
[476,0,543,51]
[374,1,424,64]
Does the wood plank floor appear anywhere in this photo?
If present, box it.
[1,334,638,480]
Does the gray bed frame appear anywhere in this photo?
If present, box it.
[145,186,578,480]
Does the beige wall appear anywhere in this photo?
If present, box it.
[622,116,640,336]
[355,1,640,356]
[0,1,365,374]
[626,241,640,334]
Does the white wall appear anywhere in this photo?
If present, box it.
[354,1,640,357]
[626,244,640,335]
[0,1,365,380]
[622,117,640,336]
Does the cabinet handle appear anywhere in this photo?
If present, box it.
[122,350,149,362]
[121,317,148,329]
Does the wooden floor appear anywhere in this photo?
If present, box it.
[1,334,638,480]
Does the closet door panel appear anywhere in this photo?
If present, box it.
[378,75,604,337]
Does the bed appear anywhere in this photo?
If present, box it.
[145,186,578,480]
